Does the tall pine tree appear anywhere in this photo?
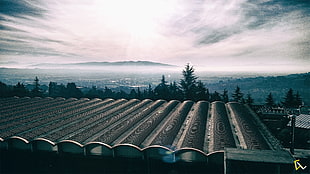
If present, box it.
[282,88,295,108]
[294,91,303,107]
[196,80,208,101]
[222,89,229,103]
[265,93,275,107]
[14,82,28,97]
[31,76,43,97]
[211,91,221,102]
[168,81,183,101]
[232,86,243,103]
[180,63,197,101]
[245,93,254,106]
[154,75,169,100]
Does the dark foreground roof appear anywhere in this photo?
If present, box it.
[0,97,285,156]
[0,97,298,173]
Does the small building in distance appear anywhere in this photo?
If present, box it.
[287,114,310,149]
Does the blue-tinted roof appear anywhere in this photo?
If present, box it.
[288,114,310,129]
[0,97,284,161]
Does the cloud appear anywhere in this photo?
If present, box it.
[0,0,45,18]
[0,0,309,72]
[182,0,310,67]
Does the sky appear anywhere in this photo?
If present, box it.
[0,0,309,72]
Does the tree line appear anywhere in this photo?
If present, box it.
[0,64,303,108]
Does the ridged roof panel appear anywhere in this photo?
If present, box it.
[0,97,282,158]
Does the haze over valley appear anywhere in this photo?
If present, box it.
[1,62,309,105]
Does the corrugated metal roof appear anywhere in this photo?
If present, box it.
[0,97,284,160]
[288,114,310,129]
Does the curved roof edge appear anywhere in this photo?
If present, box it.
[33,138,56,146]
[8,136,30,144]
[6,136,30,151]
[176,147,208,156]
[0,136,216,156]
[113,143,143,151]
[32,138,57,152]
[3,96,216,104]
[58,139,84,147]
[211,101,225,104]
[142,145,174,152]
[84,141,113,149]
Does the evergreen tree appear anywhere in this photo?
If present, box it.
[85,86,104,99]
[282,88,295,108]
[168,82,175,97]
[245,93,254,106]
[103,86,114,98]
[147,84,154,100]
[206,89,210,102]
[210,91,221,102]
[265,93,275,107]
[13,82,28,97]
[0,82,10,97]
[49,82,56,97]
[154,75,169,100]
[66,83,83,98]
[49,82,65,97]
[180,63,197,101]
[137,87,142,100]
[116,90,128,99]
[294,91,302,107]
[129,89,137,99]
[222,89,229,103]
[58,84,67,97]
[232,86,243,103]
[196,80,208,101]
[31,77,43,97]
[142,88,148,99]
[168,81,183,101]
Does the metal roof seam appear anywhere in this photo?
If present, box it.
[226,103,247,149]
[57,99,140,142]
[22,99,119,140]
[174,102,198,149]
[145,101,194,147]
[180,101,209,150]
[42,99,127,142]
[120,100,180,146]
[79,99,152,144]
[244,104,283,150]
[110,100,167,145]
[203,101,211,153]
[141,102,181,147]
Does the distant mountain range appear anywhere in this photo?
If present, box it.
[31,61,176,68]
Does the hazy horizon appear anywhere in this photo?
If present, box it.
[1,63,308,75]
[1,0,310,73]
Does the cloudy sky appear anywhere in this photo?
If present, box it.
[0,0,309,72]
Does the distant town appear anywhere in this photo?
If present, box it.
[0,65,309,105]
